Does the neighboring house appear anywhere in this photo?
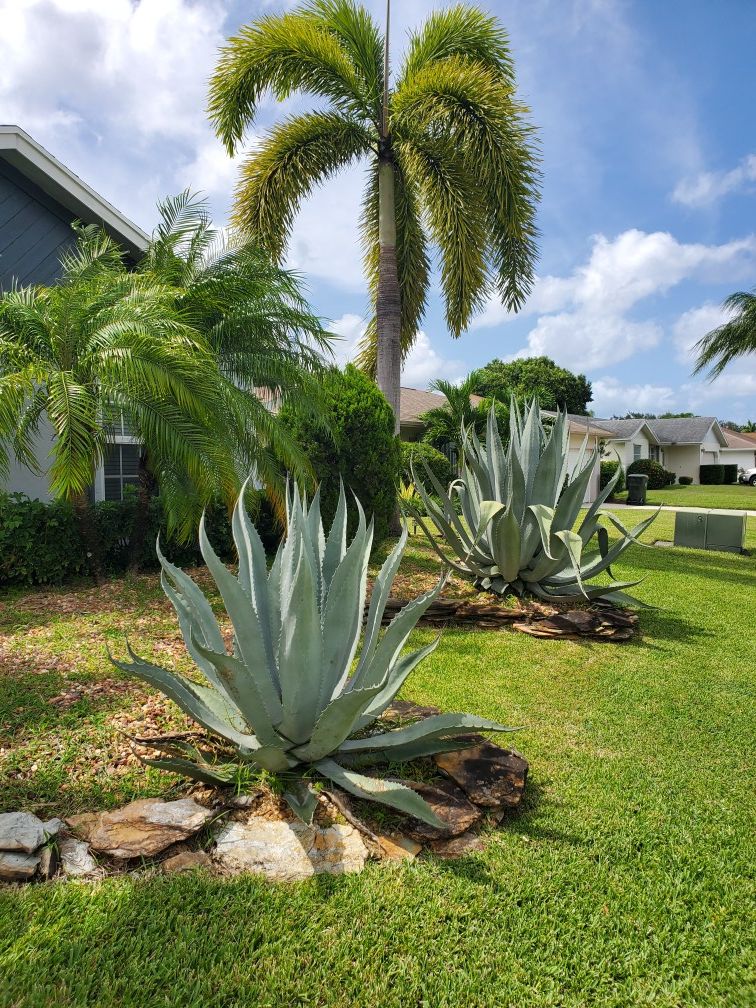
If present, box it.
[401,388,605,502]
[0,125,149,503]
[592,416,732,483]
[721,428,756,470]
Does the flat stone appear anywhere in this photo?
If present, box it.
[66,798,214,860]
[402,779,482,840]
[58,837,101,878]
[0,812,48,853]
[161,850,212,873]
[434,742,528,808]
[0,850,40,881]
[376,833,421,861]
[38,844,59,880]
[429,831,486,859]
[214,817,368,882]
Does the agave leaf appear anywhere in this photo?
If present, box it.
[160,572,233,700]
[278,546,324,746]
[233,484,278,675]
[320,509,372,706]
[199,515,283,715]
[553,529,588,597]
[313,758,446,828]
[488,506,521,583]
[322,481,348,593]
[360,523,409,671]
[109,646,260,750]
[340,713,518,754]
[354,636,442,729]
[292,680,388,762]
[283,780,319,824]
[157,540,225,655]
[351,574,446,691]
[139,755,238,787]
[529,504,558,560]
[190,636,283,746]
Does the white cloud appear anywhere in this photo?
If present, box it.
[329,313,367,367]
[401,332,466,388]
[591,377,677,417]
[473,229,756,371]
[672,154,756,208]
[672,303,732,364]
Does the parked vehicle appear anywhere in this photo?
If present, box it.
[737,467,756,486]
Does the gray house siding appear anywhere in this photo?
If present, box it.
[0,159,77,290]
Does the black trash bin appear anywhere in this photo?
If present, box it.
[626,473,648,505]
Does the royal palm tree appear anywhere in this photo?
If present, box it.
[694,288,756,379]
[0,226,242,579]
[208,0,539,430]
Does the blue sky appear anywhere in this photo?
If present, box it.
[2,0,755,419]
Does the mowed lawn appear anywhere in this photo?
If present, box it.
[1,511,755,1008]
[615,483,756,510]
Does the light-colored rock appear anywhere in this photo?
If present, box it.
[66,798,214,860]
[0,812,48,853]
[376,833,421,861]
[161,850,212,873]
[41,818,64,839]
[38,844,59,880]
[58,837,101,878]
[0,850,40,881]
[214,817,368,882]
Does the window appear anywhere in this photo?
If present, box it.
[633,443,643,461]
[103,443,141,501]
[649,445,660,462]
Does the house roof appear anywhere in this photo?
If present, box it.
[722,428,756,450]
[402,389,606,437]
[592,416,728,447]
[0,125,149,258]
[590,418,661,443]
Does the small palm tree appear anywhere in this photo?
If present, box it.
[208,0,539,429]
[694,288,756,378]
[420,372,503,460]
[136,191,334,539]
[0,227,251,577]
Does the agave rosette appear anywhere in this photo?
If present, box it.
[409,400,658,605]
[111,483,518,824]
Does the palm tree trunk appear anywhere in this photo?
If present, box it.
[376,156,402,434]
[375,0,402,436]
[72,491,104,585]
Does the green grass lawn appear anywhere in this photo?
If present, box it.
[614,482,756,510]
[1,512,755,1007]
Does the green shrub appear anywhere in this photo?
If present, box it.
[0,490,282,587]
[600,460,625,494]
[722,464,738,485]
[401,442,453,487]
[679,476,693,485]
[627,458,668,489]
[699,464,724,485]
[664,470,676,485]
[279,365,400,542]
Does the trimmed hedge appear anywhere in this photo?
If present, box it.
[627,458,668,490]
[679,476,693,485]
[0,489,279,587]
[700,464,725,485]
[599,460,625,494]
[280,364,400,542]
[723,464,738,485]
[401,442,453,488]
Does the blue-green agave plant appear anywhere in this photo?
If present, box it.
[409,400,658,606]
[111,483,518,825]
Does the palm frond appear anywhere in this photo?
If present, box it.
[694,289,756,378]
[208,10,373,152]
[231,112,372,259]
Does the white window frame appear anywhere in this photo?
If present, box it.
[633,443,643,461]
[94,409,143,502]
